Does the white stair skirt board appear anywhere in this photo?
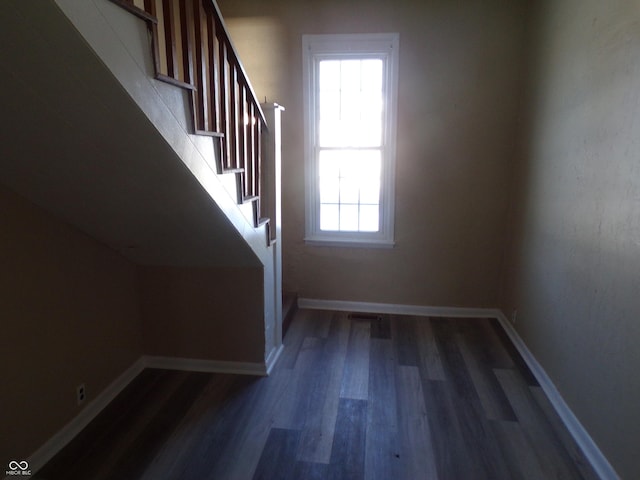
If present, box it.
[494,312,620,480]
[23,357,147,478]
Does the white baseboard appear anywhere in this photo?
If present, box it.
[494,312,619,480]
[143,355,268,376]
[298,297,500,319]
[265,344,284,376]
[24,357,146,477]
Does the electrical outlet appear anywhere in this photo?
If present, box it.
[76,384,86,405]
[511,309,518,324]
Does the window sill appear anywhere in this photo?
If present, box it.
[304,236,395,249]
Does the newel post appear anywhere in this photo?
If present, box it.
[261,102,285,345]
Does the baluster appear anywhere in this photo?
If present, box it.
[240,83,249,197]
[205,12,220,133]
[148,0,166,77]
[230,63,239,170]
[218,37,230,168]
[254,104,262,202]
[200,7,214,130]
[111,0,271,230]
[161,0,177,79]
[179,0,194,85]
[191,0,208,131]
[248,101,256,198]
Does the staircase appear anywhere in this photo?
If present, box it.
[0,2,285,471]
[1,0,283,351]
[110,0,273,243]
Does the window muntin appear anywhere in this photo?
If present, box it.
[318,59,383,148]
[303,34,399,247]
[319,149,381,232]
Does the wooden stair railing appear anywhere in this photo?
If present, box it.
[109,0,271,238]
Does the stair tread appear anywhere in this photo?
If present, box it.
[195,129,224,138]
[109,0,271,247]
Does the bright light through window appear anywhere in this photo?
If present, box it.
[317,59,384,232]
[304,34,399,247]
[318,59,383,148]
[319,149,381,232]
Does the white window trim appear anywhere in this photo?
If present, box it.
[303,33,399,248]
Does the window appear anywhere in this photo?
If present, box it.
[303,33,399,247]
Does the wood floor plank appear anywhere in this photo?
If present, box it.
[491,419,548,479]
[252,428,301,480]
[457,330,517,421]
[138,373,240,480]
[327,398,368,480]
[277,308,311,370]
[339,320,370,400]
[89,371,191,480]
[99,372,212,480]
[489,318,539,386]
[310,309,333,338]
[394,315,419,366]
[416,317,445,381]
[283,336,327,430]
[420,378,475,479]
[171,375,262,480]
[458,319,505,369]
[292,461,329,479]
[209,373,292,480]
[529,386,600,480]
[370,315,391,339]
[298,313,350,463]
[365,338,401,480]
[272,367,307,431]
[431,318,512,479]
[479,320,516,368]
[395,365,439,480]
[495,368,584,480]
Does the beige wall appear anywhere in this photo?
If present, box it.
[0,186,142,464]
[220,0,528,307]
[501,1,640,477]
[0,185,267,464]
[138,266,265,363]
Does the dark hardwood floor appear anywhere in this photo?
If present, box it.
[35,310,599,479]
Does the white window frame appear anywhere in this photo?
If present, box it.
[303,33,399,248]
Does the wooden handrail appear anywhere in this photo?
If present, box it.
[109,0,270,232]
